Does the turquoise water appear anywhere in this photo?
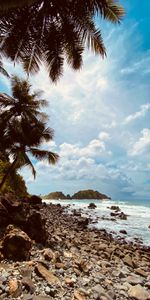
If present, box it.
[44,198,150,246]
[116,198,150,208]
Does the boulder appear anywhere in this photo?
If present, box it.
[0,195,27,227]
[73,209,81,217]
[25,211,47,244]
[0,194,22,212]
[110,205,120,211]
[119,212,127,220]
[88,203,97,209]
[77,217,89,228]
[2,225,32,260]
[29,195,42,205]
[0,202,10,227]
[110,211,127,220]
[120,230,127,234]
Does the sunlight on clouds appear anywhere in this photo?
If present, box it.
[2,15,150,199]
[123,103,150,125]
[129,128,150,156]
[99,132,110,140]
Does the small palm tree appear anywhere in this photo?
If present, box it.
[0,118,59,191]
[0,75,58,191]
[0,76,47,124]
[0,0,125,81]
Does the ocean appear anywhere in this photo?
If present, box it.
[43,198,150,246]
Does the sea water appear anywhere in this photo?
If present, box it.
[43,199,150,246]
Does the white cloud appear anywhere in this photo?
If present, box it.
[99,131,110,140]
[123,103,150,125]
[129,128,150,156]
[102,120,117,129]
[59,134,111,160]
[2,19,150,199]
[120,52,150,75]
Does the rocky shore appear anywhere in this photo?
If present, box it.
[0,195,150,300]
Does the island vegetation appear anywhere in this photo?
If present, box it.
[44,189,111,200]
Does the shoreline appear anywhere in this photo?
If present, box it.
[0,201,150,299]
[43,198,150,247]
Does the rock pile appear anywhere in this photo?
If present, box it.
[0,195,150,299]
[109,205,127,220]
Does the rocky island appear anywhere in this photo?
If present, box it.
[44,189,111,200]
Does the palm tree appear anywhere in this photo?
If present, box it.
[0,76,47,124]
[0,118,59,190]
[0,0,125,81]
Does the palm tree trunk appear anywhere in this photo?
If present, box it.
[0,157,18,191]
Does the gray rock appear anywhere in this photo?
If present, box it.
[126,275,144,285]
[128,284,150,300]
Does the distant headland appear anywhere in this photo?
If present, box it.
[43,189,111,200]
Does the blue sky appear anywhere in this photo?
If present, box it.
[1,0,150,199]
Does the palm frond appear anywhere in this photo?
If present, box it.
[0,63,9,77]
[87,28,106,56]
[0,0,124,81]
[30,148,59,165]
[0,93,14,106]
[103,0,125,23]
[23,48,41,75]
[18,150,36,178]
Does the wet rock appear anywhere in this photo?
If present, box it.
[110,206,121,212]
[77,217,89,228]
[2,225,32,260]
[128,284,150,300]
[110,211,127,220]
[119,212,127,220]
[88,203,97,209]
[120,230,127,234]
[73,209,81,217]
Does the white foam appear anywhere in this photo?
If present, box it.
[44,199,150,246]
